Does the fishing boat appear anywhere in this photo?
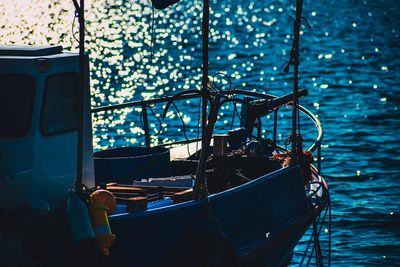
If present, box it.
[0,0,331,266]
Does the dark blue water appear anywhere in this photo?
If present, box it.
[2,0,399,265]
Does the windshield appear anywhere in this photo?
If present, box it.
[0,74,35,137]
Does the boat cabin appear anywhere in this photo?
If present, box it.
[0,45,94,211]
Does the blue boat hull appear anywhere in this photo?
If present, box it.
[109,166,317,266]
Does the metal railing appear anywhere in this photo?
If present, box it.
[92,89,323,173]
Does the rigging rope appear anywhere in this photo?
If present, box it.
[296,180,331,267]
[210,72,243,130]
[147,104,163,134]
[72,11,79,43]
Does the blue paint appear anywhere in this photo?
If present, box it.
[3,0,399,264]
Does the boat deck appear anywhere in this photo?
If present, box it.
[102,178,195,216]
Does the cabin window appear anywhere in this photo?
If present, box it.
[41,73,78,135]
[0,74,35,137]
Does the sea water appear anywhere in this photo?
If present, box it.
[1,0,399,265]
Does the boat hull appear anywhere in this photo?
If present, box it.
[109,166,318,266]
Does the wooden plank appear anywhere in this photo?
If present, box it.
[106,186,144,193]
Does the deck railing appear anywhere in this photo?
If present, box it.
[92,90,323,174]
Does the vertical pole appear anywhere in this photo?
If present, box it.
[290,0,303,162]
[193,0,210,200]
[201,0,209,139]
[142,104,151,147]
[75,0,85,193]
[312,217,323,267]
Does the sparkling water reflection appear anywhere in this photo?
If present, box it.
[1,0,400,265]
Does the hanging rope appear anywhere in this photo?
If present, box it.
[282,0,314,164]
[296,180,331,266]
[147,104,163,134]
[71,10,79,43]
[210,72,242,130]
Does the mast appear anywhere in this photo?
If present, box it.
[290,0,304,162]
[193,0,210,200]
[72,0,85,194]
[200,0,209,157]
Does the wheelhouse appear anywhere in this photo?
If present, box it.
[0,46,94,211]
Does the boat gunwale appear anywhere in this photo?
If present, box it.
[109,165,296,219]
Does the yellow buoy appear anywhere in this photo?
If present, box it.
[91,189,116,215]
[88,190,116,255]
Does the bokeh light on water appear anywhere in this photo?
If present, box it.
[1,0,400,265]
[1,0,309,151]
